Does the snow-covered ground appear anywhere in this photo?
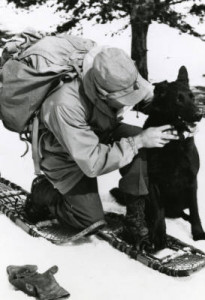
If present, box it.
[1,116,205,300]
[0,11,205,300]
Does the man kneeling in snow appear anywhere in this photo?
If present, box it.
[26,47,178,250]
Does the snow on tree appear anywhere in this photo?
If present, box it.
[5,0,205,79]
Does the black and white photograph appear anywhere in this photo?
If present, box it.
[0,1,205,299]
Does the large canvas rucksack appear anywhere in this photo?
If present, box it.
[0,29,96,133]
[0,29,96,174]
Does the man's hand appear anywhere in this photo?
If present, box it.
[135,125,179,149]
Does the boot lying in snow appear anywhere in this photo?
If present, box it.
[7,265,70,300]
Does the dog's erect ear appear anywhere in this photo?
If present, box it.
[177,66,189,87]
[153,81,168,98]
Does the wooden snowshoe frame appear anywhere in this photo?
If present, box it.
[0,177,205,277]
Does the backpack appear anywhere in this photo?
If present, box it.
[0,29,97,174]
[0,29,96,132]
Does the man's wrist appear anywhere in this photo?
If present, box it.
[128,134,144,155]
[134,134,144,150]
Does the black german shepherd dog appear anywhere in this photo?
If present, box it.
[144,66,205,250]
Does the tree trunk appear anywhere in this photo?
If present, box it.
[131,21,149,80]
[130,1,154,80]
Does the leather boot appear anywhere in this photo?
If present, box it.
[24,176,60,223]
[123,195,153,252]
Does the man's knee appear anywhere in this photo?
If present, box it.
[26,175,105,230]
[61,192,105,229]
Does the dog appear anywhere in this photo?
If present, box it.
[144,66,205,250]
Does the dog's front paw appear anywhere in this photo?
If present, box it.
[152,233,167,251]
[193,231,205,241]
[148,217,167,251]
[149,222,167,251]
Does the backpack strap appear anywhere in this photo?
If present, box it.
[20,114,46,175]
[32,114,42,175]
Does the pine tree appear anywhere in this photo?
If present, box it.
[7,0,205,79]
